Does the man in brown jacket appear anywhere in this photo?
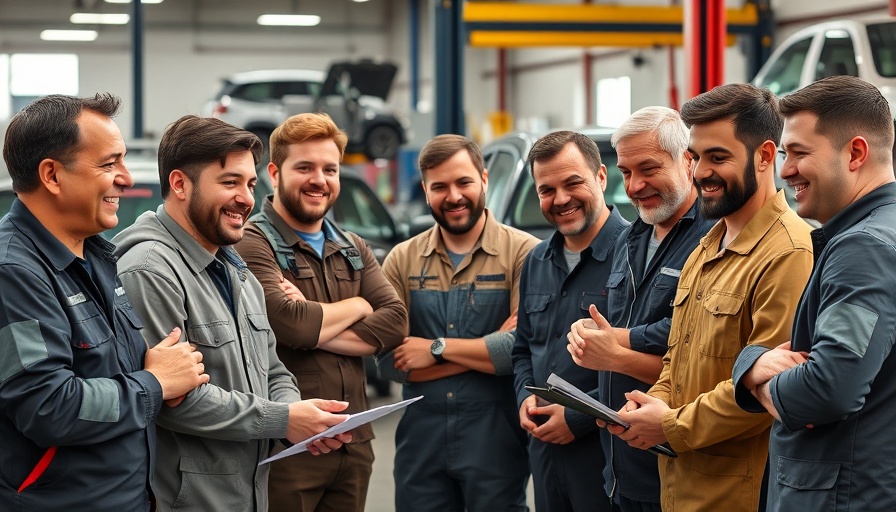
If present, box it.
[235,112,409,512]
[607,84,814,511]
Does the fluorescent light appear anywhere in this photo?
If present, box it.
[104,0,164,4]
[257,14,321,26]
[40,30,98,41]
[352,0,370,3]
[70,13,130,24]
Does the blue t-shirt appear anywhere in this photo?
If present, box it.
[296,230,325,258]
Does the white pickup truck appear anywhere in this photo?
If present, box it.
[752,18,896,114]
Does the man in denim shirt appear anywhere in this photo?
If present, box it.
[568,107,714,512]
[734,77,896,511]
[513,131,628,511]
[378,134,538,512]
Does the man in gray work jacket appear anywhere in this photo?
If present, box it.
[115,115,351,512]
[734,76,896,510]
[568,106,713,511]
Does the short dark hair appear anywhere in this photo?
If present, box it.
[157,115,263,198]
[779,75,894,164]
[527,131,603,176]
[270,113,348,170]
[3,93,121,193]
[680,83,783,155]
[418,134,484,178]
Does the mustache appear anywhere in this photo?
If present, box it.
[695,176,726,189]
[442,198,472,210]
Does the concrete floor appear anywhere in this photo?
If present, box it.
[363,384,535,512]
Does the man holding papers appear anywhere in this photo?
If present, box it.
[512,131,627,512]
[115,116,351,512]
[566,106,712,512]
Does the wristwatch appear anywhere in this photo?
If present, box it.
[430,337,446,363]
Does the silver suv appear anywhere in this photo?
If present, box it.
[204,61,410,160]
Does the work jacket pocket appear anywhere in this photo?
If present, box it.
[776,457,839,511]
[188,321,236,348]
[68,301,113,349]
[699,290,746,358]
[172,456,247,511]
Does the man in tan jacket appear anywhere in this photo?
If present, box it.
[608,84,814,511]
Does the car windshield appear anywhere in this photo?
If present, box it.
[867,22,896,78]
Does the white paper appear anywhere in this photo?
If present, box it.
[259,396,423,465]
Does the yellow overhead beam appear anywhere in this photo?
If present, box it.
[464,2,758,26]
[468,31,738,48]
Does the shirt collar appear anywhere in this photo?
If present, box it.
[812,181,896,255]
[699,189,790,256]
[540,206,629,262]
[157,205,248,279]
[8,199,115,272]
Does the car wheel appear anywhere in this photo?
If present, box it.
[363,125,401,161]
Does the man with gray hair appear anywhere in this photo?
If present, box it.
[567,106,714,511]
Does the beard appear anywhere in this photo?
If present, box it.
[431,190,486,236]
[633,181,692,226]
[549,200,599,237]
[277,183,334,226]
[188,186,249,247]
[697,157,758,220]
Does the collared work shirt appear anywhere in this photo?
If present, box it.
[0,200,162,512]
[735,182,896,511]
[649,191,813,511]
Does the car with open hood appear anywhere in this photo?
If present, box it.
[204,60,410,160]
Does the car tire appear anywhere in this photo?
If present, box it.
[363,125,401,161]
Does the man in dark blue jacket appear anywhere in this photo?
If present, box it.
[734,76,896,511]
[0,94,207,511]
[567,106,713,512]
[513,130,628,512]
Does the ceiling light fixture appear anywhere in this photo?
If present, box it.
[257,14,321,27]
[70,13,131,24]
[104,0,164,4]
[40,30,99,41]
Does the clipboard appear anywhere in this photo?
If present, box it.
[526,373,677,458]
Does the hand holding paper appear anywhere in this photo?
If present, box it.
[262,396,423,465]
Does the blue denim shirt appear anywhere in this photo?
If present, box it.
[599,199,713,503]
[734,182,896,511]
[513,207,629,438]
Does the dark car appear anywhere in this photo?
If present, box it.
[481,127,636,239]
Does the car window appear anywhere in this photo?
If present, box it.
[231,82,282,102]
[815,30,858,80]
[867,22,896,78]
[485,149,519,214]
[281,81,317,96]
[332,176,395,243]
[757,37,814,95]
[507,170,552,230]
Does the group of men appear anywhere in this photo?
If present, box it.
[1,73,894,512]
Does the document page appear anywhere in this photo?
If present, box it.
[260,396,423,465]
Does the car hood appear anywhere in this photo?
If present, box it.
[318,61,397,100]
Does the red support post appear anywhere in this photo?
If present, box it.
[685,0,726,99]
[498,48,507,112]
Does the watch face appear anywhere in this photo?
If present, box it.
[431,338,445,356]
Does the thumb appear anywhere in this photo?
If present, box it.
[155,327,182,347]
[589,304,612,329]
[624,390,651,404]
[308,399,350,413]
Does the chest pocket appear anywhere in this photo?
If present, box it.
[580,291,607,318]
[648,272,680,313]
[68,300,113,349]
[188,321,236,348]
[606,271,628,320]
[524,293,552,315]
[464,287,511,337]
[245,313,272,380]
[699,290,746,358]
